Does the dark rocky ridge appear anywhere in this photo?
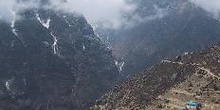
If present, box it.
[0,8,121,110]
[92,43,220,110]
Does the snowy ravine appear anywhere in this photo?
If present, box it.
[50,32,59,54]
[114,60,125,76]
[10,11,18,36]
[36,13,59,54]
[10,11,24,43]
[36,13,51,29]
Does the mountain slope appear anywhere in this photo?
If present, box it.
[0,8,121,110]
[92,44,220,110]
[97,0,220,77]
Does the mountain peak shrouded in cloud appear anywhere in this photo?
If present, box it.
[0,0,136,29]
[50,0,136,29]
[0,0,41,22]
[1,0,220,30]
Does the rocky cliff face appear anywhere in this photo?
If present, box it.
[92,44,220,110]
[97,0,220,77]
[0,8,121,110]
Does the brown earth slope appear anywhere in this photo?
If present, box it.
[91,44,220,110]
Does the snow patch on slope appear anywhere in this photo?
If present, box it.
[5,80,12,91]
[36,13,51,29]
[10,11,18,36]
[10,11,24,43]
[82,44,86,51]
[50,32,58,54]
[114,60,125,73]
[11,23,18,37]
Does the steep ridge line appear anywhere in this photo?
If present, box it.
[198,67,220,80]
[162,60,220,80]
[162,60,201,66]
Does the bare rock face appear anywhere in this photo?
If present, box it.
[0,8,121,110]
[92,44,220,110]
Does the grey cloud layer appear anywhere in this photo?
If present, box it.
[0,0,136,29]
[0,0,41,22]
[190,0,220,18]
[1,0,220,29]
[0,1,14,22]
[50,0,136,29]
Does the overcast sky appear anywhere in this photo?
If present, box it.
[1,0,220,29]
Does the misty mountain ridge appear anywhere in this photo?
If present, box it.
[96,0,220,77]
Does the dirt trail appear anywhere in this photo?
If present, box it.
[164,60,220,80]
[198,67,220,80]
[162,60,202,66]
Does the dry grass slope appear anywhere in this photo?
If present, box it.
[91,44,220,110]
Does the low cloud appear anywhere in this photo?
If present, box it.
[0,0,41,22]
[0,1,16,22]
[50,0,136,29]
[0,0,170,30]
[190,0,220,18]
[0,0,137,29]
[123,4,167,28]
